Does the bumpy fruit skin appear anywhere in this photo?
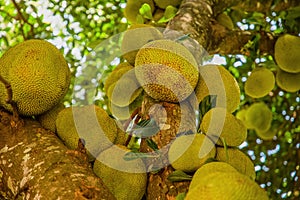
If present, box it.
[124,0,155,23]
[186,171,269,200]
[245,102,273,133]
[56,105,117,161]
[121,24,163,65]
[154,0,182,9]
[275,34,300,73]
[245,67,275,98]
[216,147,256,180]
[276,68,300,93]
[135,39,199,102]
[37,102,65,133]
[195,65,240,113]
[168,134,216,173]
[0,39,70,116]
[93,145,147,200]
[200,107,247,147]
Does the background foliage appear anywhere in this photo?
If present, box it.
[0,0,299,199]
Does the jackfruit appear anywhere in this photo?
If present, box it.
[93,145,147,200]
[245,102,272,132]
[200,107,247,147]
[121,24,163,65]
[104,62,133,93]
[168,134,216,173]
[274,34,300,73]
[245,67,275,98]
[37,102,65,132]
[0,39,70,116]
[113,121,128,145]
[124,0,155,23]
[215,147,256,180]
[186,171,269,200]
[189,161,238,190]
[153,0,182,9]
[56,105,117,161]
[135,39,199,102]
[195,65,240,113]
[276,68,300,93]
[255,125,277,141]
[235,108,253,129]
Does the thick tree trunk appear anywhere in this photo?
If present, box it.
[0,110,116,200]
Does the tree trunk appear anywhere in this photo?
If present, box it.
[0,110,115,200]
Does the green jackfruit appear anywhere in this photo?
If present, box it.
[245,102,273,132]
[154,0,182,9]
[93,145,147,200]
[275,34,300,73]
[235,108,253,129]
[56,105,117,161]
[276,68,300,93]
[124,0,155,23]
[255,125,277,141]
[0,39,70,116]
[168,134,216,173]
[195,65,240,113]
[200,107,247,147]
[37,102,65,133]
[135,39,199,102]
[215,147,256,180]
[245,67,275,98]
[186,171,269,200]
[121,24,163,65]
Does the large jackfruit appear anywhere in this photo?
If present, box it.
[275,68,300,93]
[0,39,70,116]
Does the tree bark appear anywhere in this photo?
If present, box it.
[0,110,116,200]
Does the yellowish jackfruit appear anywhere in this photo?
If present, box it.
[200,107,247,147]
[255,125,277,141]
[135,39,199,102]
[121,24,163,65]
[168,134,216,173]
[37,102,65,133]
[56,105,117,161]
[215,147,256,180]
[93,145,147,200]
[0,39,70,116]
[275,34,300,73]
[245,67,275,98]
[245,102,273,133]
[189,161,238,191]
[154,0,182,9]
[186,171,269,200]
[113,121,128,145]
[235,108,253,129]
[276,68,300,93]
[124,0,155,23]
[195,65,240,113]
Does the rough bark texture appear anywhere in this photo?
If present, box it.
[0,110,116,200]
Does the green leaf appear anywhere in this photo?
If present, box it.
[139,3,152,19]
[167,170,193,182]
[130,118,160,138]
[176,192,186,200]
[164,5,177,20]
[146,138,159,151]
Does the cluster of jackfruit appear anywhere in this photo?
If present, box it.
[236,102,274,141]
[0,39,71,116]
[124,0,182,24]
[274,34,300,92]
[186,161,269,200]
[55,105,127,161]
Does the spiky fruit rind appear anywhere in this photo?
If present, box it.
[195,65,240,113]
[245,102,273,132]
[0,39,70,116]
[200,107,247,147]
[275,34,300,73]
[124,0,155,23]
[276,69,300,93]
[93,145,147,200]
[168,134,216,173]
[121,24,163,65]
[186,171,269,200]
[56,105,117,161]
[135,39,199,102]
[216,147,256,180]
[153,0,182,9]
[245,67,275,98]
[37,102,65,132]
